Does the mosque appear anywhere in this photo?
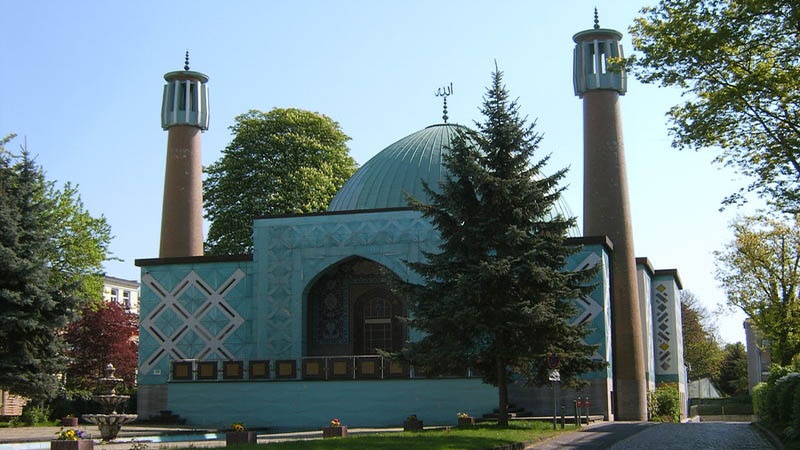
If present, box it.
[135,18,686,428]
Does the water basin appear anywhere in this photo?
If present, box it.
[0,433,226,450]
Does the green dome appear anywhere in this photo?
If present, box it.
[328,123,462,211]
[328,123,578,235]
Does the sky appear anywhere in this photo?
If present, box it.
[1,0,761,344]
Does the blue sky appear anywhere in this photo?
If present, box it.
[1,1,758,344]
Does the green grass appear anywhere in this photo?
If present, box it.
[230,421,574,450]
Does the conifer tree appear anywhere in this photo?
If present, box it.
[0,137,76,401]
[406,69,603,426]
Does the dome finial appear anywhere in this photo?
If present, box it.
[435,82,453,124]
[184,50,190,71]
[593,7,600,29]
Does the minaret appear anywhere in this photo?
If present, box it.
[159,52,209,258]
[573,12,647,420]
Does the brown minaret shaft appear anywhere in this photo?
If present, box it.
[160,127,204,257]
[574,19,647,420]
[158,53,210,258]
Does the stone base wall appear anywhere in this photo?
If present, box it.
[137,384,168,421]
[164,378,496,429]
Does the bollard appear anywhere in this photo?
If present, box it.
[584,396,590,424]
[560,402,565,429]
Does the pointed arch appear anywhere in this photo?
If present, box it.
[305,256,406,356]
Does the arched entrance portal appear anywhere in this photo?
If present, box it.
[306,257,406,357]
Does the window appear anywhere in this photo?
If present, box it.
[590,41,609,74]
[109,288,118,303]
[178,82,187,111]
[122,290,132,310]
[189,83,197,112]
[362,297,394,354]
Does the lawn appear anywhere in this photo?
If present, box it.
[231,421,574,450]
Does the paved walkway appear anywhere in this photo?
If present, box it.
[526,422,775,450]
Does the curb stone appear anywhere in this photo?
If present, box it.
[751,422,785,450]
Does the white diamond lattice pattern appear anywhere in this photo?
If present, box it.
[140,269,246,373]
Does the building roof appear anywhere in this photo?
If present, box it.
[328,123,460,211]
[327,123,578,235]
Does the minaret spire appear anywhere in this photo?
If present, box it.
[184,50,190,71]
[594,7,600,29]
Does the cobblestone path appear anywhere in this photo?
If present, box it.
[527,422,775,449]
[606,422,773,450]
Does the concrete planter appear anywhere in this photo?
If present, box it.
[61,417,79,427]
[225,431,257,446]
[322,426,347,438]
[51,440,93,450]
[403,419,424,431]
[458,417,475,427]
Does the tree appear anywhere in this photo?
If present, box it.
[45,182,114,305]
[0,134,113,401]
[0,136,74,401]
[64,302,138,391]
[715,212,800,366]
[204,108,358,255]
[405,68,604,427]
[628,0,800,210]
[718,342,748,396]
[680,290,724,381]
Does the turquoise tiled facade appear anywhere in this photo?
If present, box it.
[136,210,617,426]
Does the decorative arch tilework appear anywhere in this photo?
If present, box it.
[253,210,439,359]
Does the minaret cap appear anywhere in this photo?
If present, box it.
[572,10,626,96]
[161,52,210,130]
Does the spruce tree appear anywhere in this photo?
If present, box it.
[0,137,78,401]
[406,69,603,426]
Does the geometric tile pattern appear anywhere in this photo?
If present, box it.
[139,269,246,374]
[569,252,606,362]
[653,283,672,372]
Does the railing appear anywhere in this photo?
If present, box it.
[168,355,479,382]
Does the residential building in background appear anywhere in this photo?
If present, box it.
[103,276,140,315]
[744,319,771,393]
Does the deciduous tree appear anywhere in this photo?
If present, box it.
[715,212,800,366]
[680,290,724,381]
[64,301,138,391]
[405,68,603,427]
[204,108,357,255]
[628,0,800,210]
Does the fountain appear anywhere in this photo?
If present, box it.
[82,363,137,441]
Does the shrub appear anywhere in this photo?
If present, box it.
[649,383,680,423]
[752,382,768,417]
[774,373,800,426]
[758,366,800,443]
[20,405,51,425]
